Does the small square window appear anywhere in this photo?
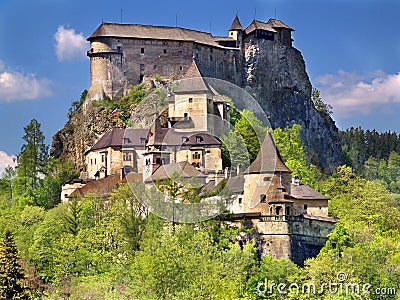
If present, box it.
[179,66,183,71]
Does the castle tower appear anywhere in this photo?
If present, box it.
[229,14,244,49]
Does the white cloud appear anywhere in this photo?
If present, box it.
[54,25,88,62]
[315,70,400,118]
[0,151,16,175]
[0,61,52,102]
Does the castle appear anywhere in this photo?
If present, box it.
[85,15,293,101]
[61,15,336,265]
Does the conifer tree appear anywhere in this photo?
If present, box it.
[14,119,49,198]
[0,230,29,299]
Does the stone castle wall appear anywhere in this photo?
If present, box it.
[87,37,241,101]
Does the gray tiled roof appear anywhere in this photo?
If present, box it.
[246,132,291,174]
[88,23,237,49]
[229,15,243,31]
[267,18,294,31]
[146,161,206,182]
[245,20,277,35]
[290,184,329,200]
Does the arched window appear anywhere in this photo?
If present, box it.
[275,206,282,215]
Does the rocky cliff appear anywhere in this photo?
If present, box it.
[243,39,344,172]
[50,105,126,170]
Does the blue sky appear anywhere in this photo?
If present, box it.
[1,0,400,171]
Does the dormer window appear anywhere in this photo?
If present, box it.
[140,137,147,145]
[123,138,131,144]
[182,136,188,143]
[195,136,203,143]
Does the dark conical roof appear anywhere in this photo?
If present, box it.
[229,15,243,31]
[246,132,291,174]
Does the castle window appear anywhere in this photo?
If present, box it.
[101,155,105,163]
[141,48,144,53]
[304,204,308,210]
[164,49,167,54]
[192,152,201,160]
[238,197,243,204]
[183,112,188,119]
[90,159,93,165]
[140,64,145,72]
[276,206,282,215]
[210,55,213,61]
[188,97,193,103]
[178,50,183,56]
[179,66,183,71]
[153,65,157,70]
[94,158,97,164]
[260,194,266,203]
[117,46,122,53]
[285,206,291,216]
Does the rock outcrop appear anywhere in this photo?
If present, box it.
[243,38,344,172]
[50,105,125,170]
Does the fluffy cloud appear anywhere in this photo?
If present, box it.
[0,151,16,175]
[54,25,88,62]
[0,62,52,102]
[315,70,400,118]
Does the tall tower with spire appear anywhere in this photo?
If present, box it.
[229,14,244,49]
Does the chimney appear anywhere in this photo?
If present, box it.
[292,175,300,186]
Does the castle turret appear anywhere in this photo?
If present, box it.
[229,14,243,48]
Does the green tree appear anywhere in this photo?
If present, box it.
[13,119,49,199]
[235,109,267,162]
[0,230,29,299]
[273,124,319,187]
[312,87,333,116]
[67,89,87,119]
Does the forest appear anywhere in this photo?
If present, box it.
[1,88,400,299]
